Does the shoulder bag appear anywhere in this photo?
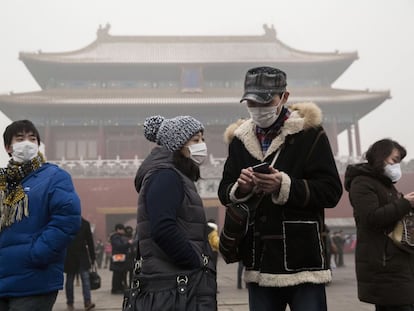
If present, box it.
[122,237,217,310]
[219,149,281,264]
[388,211,414,253]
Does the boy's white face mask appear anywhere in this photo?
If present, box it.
[187,142,208,165]
[11,140,39,163]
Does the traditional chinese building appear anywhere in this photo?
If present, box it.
[0,24,391,240]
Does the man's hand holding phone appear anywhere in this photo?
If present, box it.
[252,162,282,194]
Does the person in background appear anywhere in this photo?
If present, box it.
[207,218,220,294]
[103,239,112,269]
[64,217,96,310]
[332,230,346,268]
[95,239,104,269]
[134,115,217,309]
[322,224,337,269]
[218,67,342,311]
[109,224,132,294]
[345,138,414,310]
[124,225,135,287]
[207,218,219,268]
[0,120,81,311]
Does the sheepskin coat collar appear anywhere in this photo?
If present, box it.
[226,102,322,161]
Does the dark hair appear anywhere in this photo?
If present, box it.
[3,120,41,148]
[114,223,125,231]
[172,150,200,181]
[125,226,133,237]
[364,138,406,174]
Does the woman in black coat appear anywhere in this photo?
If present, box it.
[64,217,96,310]
[344,139,414,311]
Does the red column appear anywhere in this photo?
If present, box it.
[354,120,361,157]
[347,126,354,157]
[43,124,51,158]
[330,117,339,156]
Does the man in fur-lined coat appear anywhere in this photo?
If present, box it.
[218,66,342,311]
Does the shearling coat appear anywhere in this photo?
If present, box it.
[218,102,342,287]
[344,163,414,306]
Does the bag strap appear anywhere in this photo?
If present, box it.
[269,146,281,168]
[85,245,96,270]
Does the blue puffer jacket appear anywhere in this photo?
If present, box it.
[0,163,81,297]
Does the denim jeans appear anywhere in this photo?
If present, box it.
[0,291,58,311]
[247,282,327,311]
[65,270,91,305]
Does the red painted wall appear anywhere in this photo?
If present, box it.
[74,173,414,241]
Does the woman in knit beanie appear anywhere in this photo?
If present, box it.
[132,115,217,310]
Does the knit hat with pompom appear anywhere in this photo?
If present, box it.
[143,115,204,151]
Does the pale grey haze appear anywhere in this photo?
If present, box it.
[0,0,413,166]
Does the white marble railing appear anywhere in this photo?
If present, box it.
[51,155,414,179]
[51,155,227,178]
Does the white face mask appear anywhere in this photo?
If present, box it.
[187,142,208,165]
[247,106,279,128]
[384,163,402,182]
[12,141,39,163]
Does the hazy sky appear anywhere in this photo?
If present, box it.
[1,0,413,163]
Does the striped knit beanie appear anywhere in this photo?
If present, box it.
[143,115,204,151]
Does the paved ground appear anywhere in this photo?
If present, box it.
[53,253,373,311]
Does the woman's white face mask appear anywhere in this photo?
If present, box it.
[187,142,208,165]
[384,163,402,182]
[12,141,39,163]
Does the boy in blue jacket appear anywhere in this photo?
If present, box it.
[0,120,81,311]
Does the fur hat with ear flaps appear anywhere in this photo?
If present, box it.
[144,115,204,152]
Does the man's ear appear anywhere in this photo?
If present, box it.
[5,144,12,155]
[282,91,290,103]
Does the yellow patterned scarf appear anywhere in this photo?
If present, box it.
[0,153,45,232]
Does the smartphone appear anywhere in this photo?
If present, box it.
[252,162,270,174]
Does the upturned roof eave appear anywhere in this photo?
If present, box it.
[0,87,390,106]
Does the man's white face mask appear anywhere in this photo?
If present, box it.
[187,142,208,165]
[247,93,285,128]
[12,141,39,163]
[247,106,279,128]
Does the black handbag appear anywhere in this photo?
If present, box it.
[89,263,101,290]
[89,265,101,290]
[86,245,101,290]
[122,255,217,311]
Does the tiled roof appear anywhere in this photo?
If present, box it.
[19,25,357,64]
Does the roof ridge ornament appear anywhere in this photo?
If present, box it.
[263,24,277,39]
[97,23,111,39]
